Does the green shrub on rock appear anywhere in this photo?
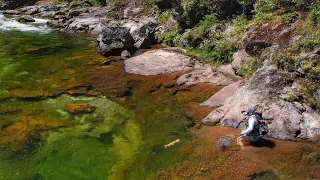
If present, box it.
[254,0,315,13]
[182,0,242,26]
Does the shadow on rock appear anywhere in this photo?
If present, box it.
[250,138,276,149]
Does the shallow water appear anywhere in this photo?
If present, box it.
[0,14,202,179]
[1,13,319,180]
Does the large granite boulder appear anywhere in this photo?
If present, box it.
[97,27,135,56]
[121,17,158,49]
[201,66,315,140]
[124,48,201,75]
[66,17,103,35]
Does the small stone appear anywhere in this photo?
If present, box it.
[121,50,131,58]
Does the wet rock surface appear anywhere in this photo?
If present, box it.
[18,15,35,22]
[177,66,238,86]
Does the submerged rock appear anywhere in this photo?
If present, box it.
[177,66,236,86]
[200,81,242,107]
[124,48,199,75]
[65,103,96,114]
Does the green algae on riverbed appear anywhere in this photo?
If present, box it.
[0,22,198,179]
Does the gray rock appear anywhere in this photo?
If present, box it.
[131,18,157,49]
[38,4,61,12]
[124,48,196,75]
[232,49,252,71]
[39,11,57,18]
[121,50,131,58]
[3,10,21,15]
[218,64,236,77]
[98,27,135,56]
[298,110,320,139]
[66,17,103,35]
[67,8,89,18]
[201,81,242,107]
[47,20,67,28]
[53,15,67,21]
[124,7,143,19]
[17,15,35,22]
[202,66,310,140]
[20,6,38,15]
[121,17,158,49]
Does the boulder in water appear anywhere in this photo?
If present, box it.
[124,48,200,75]
[98,27,135,56]
[17,15,35,23]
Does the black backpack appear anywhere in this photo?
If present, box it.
[245,111,269,136]
[253,111,269,136]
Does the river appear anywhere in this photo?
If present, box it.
[1,12,320,180]
[0,12,218,179]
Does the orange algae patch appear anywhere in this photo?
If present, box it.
[175,83,222,102]
[159,126,320,179]
[0,117,69,151]
[183,102,215,122]
[65,103,96,114]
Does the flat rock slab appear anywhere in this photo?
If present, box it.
[124,48,201,75]
[200,81,242,107]
[177,67,237,86]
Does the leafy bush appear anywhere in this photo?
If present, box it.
[229,15,249,48]
[154,10,181,46]
[187,36,238,64]
[237,57,262,78]
[182,0,242,26]
[254,0,314,13]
